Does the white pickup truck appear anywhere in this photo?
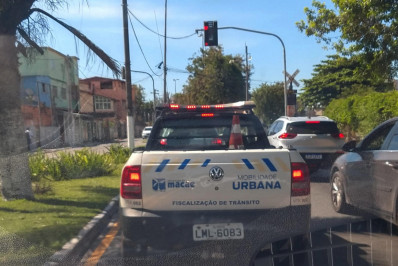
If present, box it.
[120,101,310,264]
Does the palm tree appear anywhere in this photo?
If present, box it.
[0,0,120,200]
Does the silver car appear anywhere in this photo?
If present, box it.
[330,117,398,225]
[267,116,345,172]
[141,126,152,139]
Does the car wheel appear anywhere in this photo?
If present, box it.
[331,171,349,213]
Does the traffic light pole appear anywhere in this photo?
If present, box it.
[201,26,288,116]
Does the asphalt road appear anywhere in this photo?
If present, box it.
[78,169,385,266]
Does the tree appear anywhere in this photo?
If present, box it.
[299,54,391,109]
[183,47,246,104]
[251,82,284,126]
[133,85,154,124]
[0,1,120,200]
[296,0,398,78]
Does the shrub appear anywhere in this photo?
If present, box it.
[325,91,398,140]
[29,149,117,183]
[106,144,131,164]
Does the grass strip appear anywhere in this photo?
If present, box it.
[0,173,120,265]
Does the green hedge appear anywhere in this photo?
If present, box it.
[29,144,131,183]
[325,91,398,139]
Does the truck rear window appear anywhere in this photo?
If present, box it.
[287,121,339,134]
[147,115,269,150]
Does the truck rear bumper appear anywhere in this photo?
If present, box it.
[120,205,310,262]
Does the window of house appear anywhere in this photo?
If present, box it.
[61,87,67,99]
[52,86,58,98]
[38,82,50,93]
[100,81,113,89]
[94,95,112,110]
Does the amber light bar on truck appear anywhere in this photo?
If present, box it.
[157,101,256,116]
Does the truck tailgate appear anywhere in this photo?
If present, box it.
[140,149,292,211]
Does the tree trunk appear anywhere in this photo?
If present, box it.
[0,34,34,200]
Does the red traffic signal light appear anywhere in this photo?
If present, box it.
[204,21,218,46]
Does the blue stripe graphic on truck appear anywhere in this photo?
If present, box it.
[202,159,211,167]
[178,159,191,170]
[242,159,255,169]
[153,158,278,172]
[262,158,277,172]
[156,159,170,172]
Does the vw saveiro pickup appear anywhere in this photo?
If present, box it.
[120,101,310,264]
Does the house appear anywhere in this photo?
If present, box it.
[79,77,135,141]
[19,47,80,148]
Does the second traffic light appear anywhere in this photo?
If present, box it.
[204,21,218,46]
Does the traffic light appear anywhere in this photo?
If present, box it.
[204,21,218,46]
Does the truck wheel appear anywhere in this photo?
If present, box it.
[331,171,349,213]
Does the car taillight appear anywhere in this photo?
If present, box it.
[291,162,310,196]
[121,166,142,199]
[278,133,297,139]
[332,133,345,139]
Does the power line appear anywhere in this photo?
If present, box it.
[128,14,162,77]
[154,10,164,61]
[128,9,196,40]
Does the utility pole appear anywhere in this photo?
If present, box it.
[122,0,134,150]
[173,78,179,94]
[245,44,249,101]
[163,0,168,103]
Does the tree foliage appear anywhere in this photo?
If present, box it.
[325,91,398,140]
[296,0,398,78]
[183,47,246,104]
[251,82,284,126]
[299,54,391,109]
[0,0,119,200]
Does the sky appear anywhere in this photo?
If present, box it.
[40,0,335,102]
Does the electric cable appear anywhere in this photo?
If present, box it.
[128,9,196,40]
[128,14,162,77]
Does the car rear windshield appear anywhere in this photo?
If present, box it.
[287,121,340,134]
[147,114,270,150]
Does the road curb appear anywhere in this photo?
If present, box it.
[44,195,119,265]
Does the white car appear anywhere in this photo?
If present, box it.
[267,116,345,172]
[141,126,152,139]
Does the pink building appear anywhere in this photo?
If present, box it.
[79,77,141,140]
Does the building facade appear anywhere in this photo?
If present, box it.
[79,77,129,141]
[19,47,80,148]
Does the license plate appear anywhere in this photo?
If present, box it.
[305,154,322,160]
[193,223,244,241]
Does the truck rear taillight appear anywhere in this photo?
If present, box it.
[291,162,310,197]
[121,165,142,199]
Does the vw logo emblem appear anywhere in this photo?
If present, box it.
[209,166,224,181]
